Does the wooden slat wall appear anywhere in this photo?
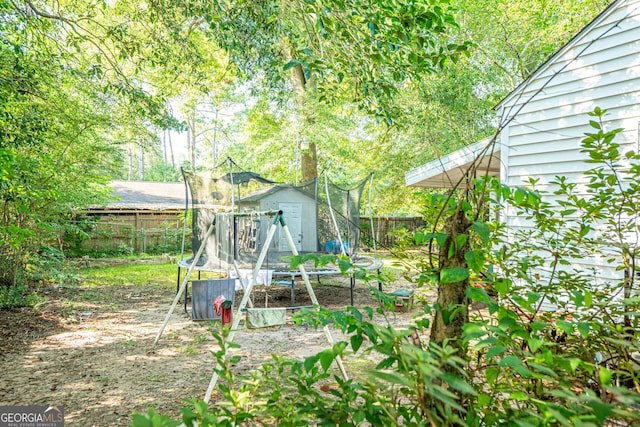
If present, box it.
[77,210,185,254]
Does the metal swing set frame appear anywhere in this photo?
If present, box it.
[153,209,349,403]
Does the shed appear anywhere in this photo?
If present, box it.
[240,185,319,254]
[405,0,640,284]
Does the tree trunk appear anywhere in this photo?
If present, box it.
[138,143,144,181]
[163,131,168,164]
[127,145,133,180]
[188,119,196,169]
[168,131,175,167]
[429,208,470,357]
[301,141,317,182]
[290,63,318,181]
[212,109,219,166]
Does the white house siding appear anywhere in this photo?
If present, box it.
[497,0,640,284]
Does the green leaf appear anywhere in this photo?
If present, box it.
[455,233,468,249]
[368,370,413,387]
[555,320,573,334]
[547,407,571,425]
[485,345,506,360]
[577,322,590,337]
[528,363,557,377]
[465,249,486,273]
[568,358,581,373]
[350,334,364,352]
[338,257,352,273]
[283,59,299,71]
[478,393,491,407]
[584,291,593,308]
[587,400,613,424]
[304,355,317,372]
[466,286,489,303]
[472,220,491,244]
[527,337,544,352]
[352,411,365,424]
[463,322,488,340]
[485,367,499,385]
[509,391,529,401]
[493,278,511,296]
[498,355,522,367]
[434,232,448,247]
[318,349,335,371]
[599,366,612,386]
[513,365,532,377]
[440,267,469,284]
[442,373,477,395]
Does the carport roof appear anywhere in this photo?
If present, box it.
[404,138,501,188]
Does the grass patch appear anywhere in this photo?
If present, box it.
[180,344,199,356]
[76,262,229,289]
[77,263,178,288]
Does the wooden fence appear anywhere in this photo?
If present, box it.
[359,216,425,249]
[67,210,424,256]
[67,209,186,255]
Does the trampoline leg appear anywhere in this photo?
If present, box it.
[176,267,181,294]
[184,281,189,315]
[350,274,355,306]
[378,268,382,292]
[291,278,295,310]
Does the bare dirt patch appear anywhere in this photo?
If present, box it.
[0,271,423,427]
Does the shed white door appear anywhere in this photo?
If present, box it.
[278,202,302,251]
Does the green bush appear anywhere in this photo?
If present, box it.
[0,284,45,310]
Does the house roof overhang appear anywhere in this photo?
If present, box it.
[404,138,501,188]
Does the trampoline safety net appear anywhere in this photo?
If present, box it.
[181,161,371,272]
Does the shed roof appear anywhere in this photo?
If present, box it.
[101,180,186,210]
[240,184,315,203]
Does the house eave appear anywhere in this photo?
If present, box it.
[405,137,501,188]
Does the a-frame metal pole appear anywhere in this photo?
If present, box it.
[203,211,348,404]
[154,219,216,346]
[278,215,349,381]
[204,213,280,402]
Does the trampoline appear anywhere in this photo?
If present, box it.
[155,158,383,403]
[175,158,383,313]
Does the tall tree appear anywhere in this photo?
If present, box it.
[205,0,470,179]
[0,0,233,284]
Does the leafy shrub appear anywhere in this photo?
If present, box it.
[0,284,45,310]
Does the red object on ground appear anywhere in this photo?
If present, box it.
[221,306,233,325]
[213,295,233,325]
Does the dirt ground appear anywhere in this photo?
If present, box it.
[0,267,424,427]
